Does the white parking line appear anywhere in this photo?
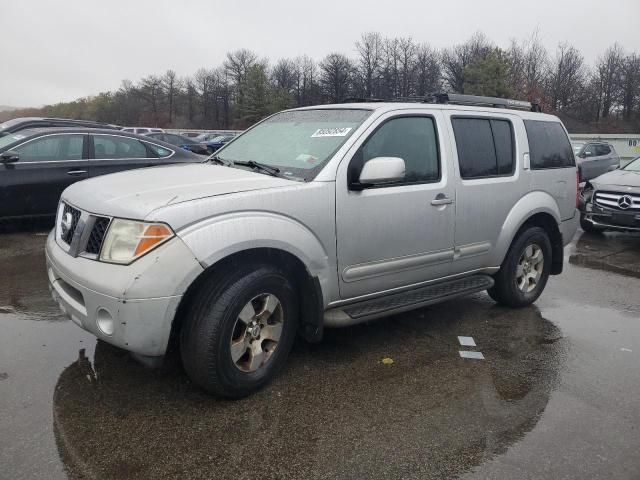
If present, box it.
[459,351,485,360]
[458,336,476,347]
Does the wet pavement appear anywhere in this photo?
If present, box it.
[1,227,639,480]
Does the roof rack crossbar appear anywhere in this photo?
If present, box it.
[427,93,541,112]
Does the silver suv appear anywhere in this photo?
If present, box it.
[46,94,579,397]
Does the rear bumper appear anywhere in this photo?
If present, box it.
[46,231,203,357]
[560,210,579,245]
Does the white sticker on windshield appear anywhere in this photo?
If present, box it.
[311,127,352,138]
[12,135,25,140]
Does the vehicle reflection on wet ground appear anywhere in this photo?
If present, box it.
[569,230,640,278]
[1,228,640,480]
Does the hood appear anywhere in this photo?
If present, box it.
[61,163,296,219]
[592,169,640,189]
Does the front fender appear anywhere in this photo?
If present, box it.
[177,211,333,304]
[492,191,561,266]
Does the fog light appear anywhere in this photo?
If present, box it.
[96,308,114,335]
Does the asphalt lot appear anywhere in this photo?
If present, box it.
[1,225,639,480]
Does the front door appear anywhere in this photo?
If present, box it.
[0,133,88,218]
[336,112,455,299]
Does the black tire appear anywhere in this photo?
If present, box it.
[580,213,605,234]
[488,226,552,308]
[180,263,298,398]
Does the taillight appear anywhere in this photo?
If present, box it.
[576,172,580,208]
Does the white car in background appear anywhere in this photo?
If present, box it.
[121,127,164,135]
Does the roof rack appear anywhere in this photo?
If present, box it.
[340,93,542,112]
[340,97,387,103]
[426,92,541,112]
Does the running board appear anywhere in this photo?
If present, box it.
[324,274,494,327]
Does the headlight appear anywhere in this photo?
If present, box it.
[100,219,174,264]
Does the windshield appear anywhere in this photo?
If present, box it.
[216,109,371,181]
[623,157,640,172]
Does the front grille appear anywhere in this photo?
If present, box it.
[60,203,81,245]
[85,217,111,255]
[594,191,640,211]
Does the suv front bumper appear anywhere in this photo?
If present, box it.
[45,231,203,357]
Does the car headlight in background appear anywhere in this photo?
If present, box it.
[100,219,174,264]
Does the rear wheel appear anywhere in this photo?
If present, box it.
[580,213,605,234]
[180,264,298,398]
[488,226,552,308]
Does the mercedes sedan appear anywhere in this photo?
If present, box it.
[579,156,640,233]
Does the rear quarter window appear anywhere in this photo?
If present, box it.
[451,117,515,178]
[524,120,575,169]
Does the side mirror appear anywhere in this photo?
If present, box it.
[0,151,19,163]
[355,157,405,189]
[583,151,592,158]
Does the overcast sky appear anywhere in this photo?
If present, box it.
[3,0,639,107]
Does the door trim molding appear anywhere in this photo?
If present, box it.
[342,249,454,283]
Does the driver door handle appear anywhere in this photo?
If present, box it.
[431,195,453,206]
[67,170,87,176]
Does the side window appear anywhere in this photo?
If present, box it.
[596,145,611,156]
[93,135,149,159]
[349,116,440,185]
[14,134,84,162]
[524,120,575,169]
[145,142,173,159]
[451,118,514,178]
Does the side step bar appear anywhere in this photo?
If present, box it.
[324,274,494,327]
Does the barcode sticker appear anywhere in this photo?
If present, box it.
[311,127,352,138]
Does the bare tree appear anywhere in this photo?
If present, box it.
[398,37,417,97]
[547,43,585,111]
[162,70,182,125]
[224,49,258,108]
[319,53,354,102]
[414,44,441,96]
[620,53,640,120]
[272,58,298,94]
[442,32,493,92]
[294,55,320,106]
[138,75,163,125]
[355,32,383,98]
[595,43,624,118]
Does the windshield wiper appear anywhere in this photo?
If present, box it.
[234,160,282,177]
[207,154,231,166]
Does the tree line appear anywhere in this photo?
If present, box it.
[4,31,640,132]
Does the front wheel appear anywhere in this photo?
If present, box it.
[488,226,552,308]
[180,264,298,398]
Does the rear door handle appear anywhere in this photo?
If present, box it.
[67,170,87,176]
[431,196,453,206]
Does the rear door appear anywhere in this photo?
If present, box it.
[0,133,88,217]
[88,133,170,177]
[525,119,576,220]
[444,111,527,273]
